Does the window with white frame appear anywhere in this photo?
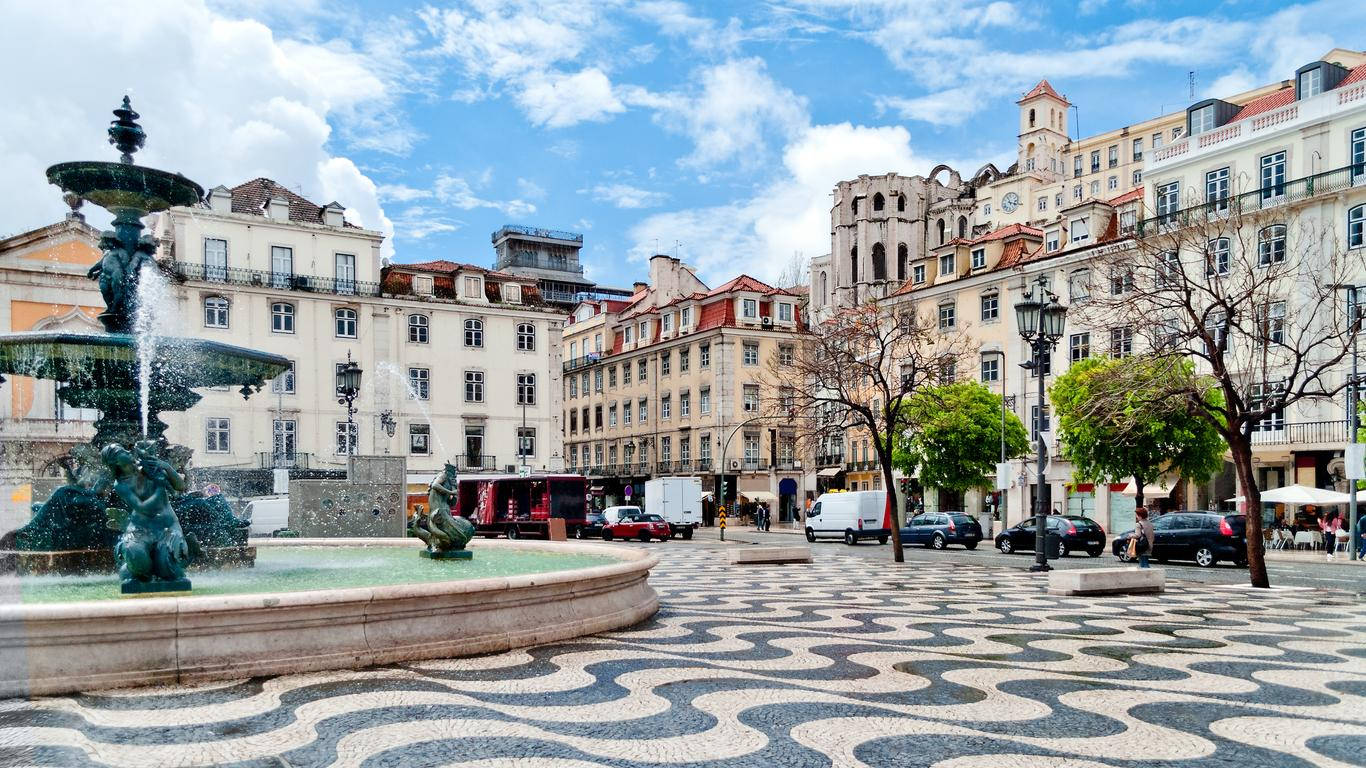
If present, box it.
[502,283,522,303]
[1299,67,1322,98]
[408,314,428,343]
[1120,209,1136,232]
[463,275,482,298]
[980,292,998,322]
[661,351,671,375]
[1153,131,1164,149]
[742,298,758,318]
[408,367,430,400]
[913,264,926,283]
[271,361,296,394]
[1031,405,1050,440]
[743,342,759,366]
[938,301,956,330]
[1090,150,1100,173]
[680,436,692,463]
[272,418,296,460]
[336,421,359,455]
[609,403,618,427]
[639,321,647,339]
[1348,204,1364,249]
[939,253,955,276]
[1207,238,1231,275]
[1189,104,1215,134]
[1353,127,1365,181]
[680,390,691,417]
[699,344,710,367]
[270,245,293,289]
[1070,332,1090,361]
[681,306,692,327]
[517,373,536,405]
[679,348,690,371]
[1046,230,1060,252]
[980,355,999,382]
[638,358,647,381]
[516,322,535,351]
[1073,155,1083,177]
[335,307,357,338]
[1108,175,1118,191]
[622,362,631,385]
[1037,197,1047,212]
[205,418,230,453]
[1132,137,1143,161]
[778,344,794,365]
[1069,218,1090,243]
[639,398,648,423]
[1072,184,1082,201]
[410,424,430,454]
[623,400,632,425]
[743,385,760,412]
[1090,180,1099,196]
[700,387,711,414]
[971,248,986,270]
[1205,167,1230,211]
[1258,225,1287,266]
[1250,380,1286,432]
[1262,301,1287,345]
[335,253,356,294]
[661,394,671,420]
[1260,152,1286,200]
[1110,326,1133,357]
[594,368,602,392]
[778,302,793,322]
[464,318,484,347]
[204,296,229,328]
[464,370,484,402]
[204,238,228,281]
[271,302,294,333]
[1108,144,1118,167]
[624,325,633,344]
[517,428,536,459]
[412,275,434,295]
[1132,170,1142,185]
[1156,182,1180,219]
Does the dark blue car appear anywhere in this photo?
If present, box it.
[899,511,983,550]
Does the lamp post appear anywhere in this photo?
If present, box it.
[984,349,1008,531]
[336,352,362,456]
[1014,275,1067,572]
[716,415,771,541]
[1336,284,1362,560]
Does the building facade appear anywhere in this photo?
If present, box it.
[492,224,632,308]
[562,255,810,519]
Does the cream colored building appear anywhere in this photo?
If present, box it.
[562,255,810,519]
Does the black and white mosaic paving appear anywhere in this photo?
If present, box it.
[1,548,1363,767]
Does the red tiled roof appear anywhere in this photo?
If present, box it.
[603,299,632,313]
[227,178,357,228]
[1018,79,1068,105]
[395,259,530,282]
[697,299,734,331]
[1229,87,1295,122]
[1108,187,1144,206]
[971,223,1042,245]
[706,274,777,297]
[1341,63,1366,88]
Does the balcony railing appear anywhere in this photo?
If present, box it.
[171,261,381,297]
[656,461,672,473]
[1137,163,1365,236]
[846,460,876,472]
[563,354,606,373]
[493,224,584,244]
[1249,420,1348,446]
[675,461,693,473]
[816,454,845,468]
[542,288,581,303]
[696,459,712,472]
[256,451,316,469]
[455,454,497,472]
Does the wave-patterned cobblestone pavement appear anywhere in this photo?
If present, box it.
[1,549,1363,767]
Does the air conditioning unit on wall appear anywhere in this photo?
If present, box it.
[728,459,741,471]
[761,316,772,327]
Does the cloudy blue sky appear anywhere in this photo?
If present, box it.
[0,0,1357,286]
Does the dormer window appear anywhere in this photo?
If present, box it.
[1300,68,1322,98]
[1070,218,1090,244]
[502,283,522,304]
[463,275,482,298]
[1295,61,1348,100]
[1189,104,1215,135]
[971,248,986,270]
[742,298,757,319]
[413,275,434,295]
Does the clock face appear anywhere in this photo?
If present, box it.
[1001,192,1021,213]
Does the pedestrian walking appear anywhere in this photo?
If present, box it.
[1132,506,1155,569]
[1323,511,1344,559]
[763,503,772,531]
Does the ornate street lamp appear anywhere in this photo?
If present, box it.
[1015,275,1067,572]
[336,352,363,455]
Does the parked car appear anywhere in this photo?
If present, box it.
[804,490,889,545]
[899,511,982,549]
[602,505,643,525]
[602,512,672,542]
[575,511,607,539]
[245,497,290,537]
[1113,511,1247,567]
[995,515,1107,558]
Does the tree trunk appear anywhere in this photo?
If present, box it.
[882,457,904,563]
[1228,435,1270,588]
[1134,477,1145,509]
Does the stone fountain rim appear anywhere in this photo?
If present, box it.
[0,331,291,365]
[0,538,654,620]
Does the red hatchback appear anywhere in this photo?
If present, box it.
[602,512,671,542]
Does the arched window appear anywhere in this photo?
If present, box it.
[204,296,229,328]
[334,307,357,338]
[873,193,885,211]
[271,302,294,334]
[872,243,886,280]
[516,322,536,351]
[408,314,429,343]
[897,195,906,212]
[820,271,828,299]
[851,197,859,215]
[936,219,946,245]
[464,318,484,347]
[897,244,908,281]
[1029,108,1036,127]
[1350,204,1365,249]
[957,216,968,238]
[1257,225,1287,266]
[850,246,859,283]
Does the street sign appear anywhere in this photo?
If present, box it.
[995,462,1011,491]
[1349,444,1366,480]
[518,465,531,478]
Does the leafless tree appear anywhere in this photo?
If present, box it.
[1079,183,1365,587]
[768,299,976,563]
[775,251,809,291]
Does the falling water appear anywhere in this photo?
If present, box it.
[375,361,449,458]
[133,262,174,437]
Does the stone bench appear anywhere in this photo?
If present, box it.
[726,546,813,565]
[1048,567,1164,596]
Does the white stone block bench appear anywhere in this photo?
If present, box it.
[726,546,813,565]
[1048,567,1164,596]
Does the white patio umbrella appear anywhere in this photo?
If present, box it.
[1257,485,1351,505]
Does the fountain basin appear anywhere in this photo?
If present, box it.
[46,161,203,214]
[0,331,289,390]
[0,539,659,697]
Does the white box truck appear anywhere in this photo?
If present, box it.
[804,490,889,545]
[644,477,701,539]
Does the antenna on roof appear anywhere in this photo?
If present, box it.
[673,240,682,258]
[1189,70,1196,99]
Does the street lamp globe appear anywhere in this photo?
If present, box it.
[336,360,362,399]
[1041,299,1068,340]
[1014,292,1041,338]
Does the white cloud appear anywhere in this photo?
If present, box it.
[434,174,536,218]
[628,122,922,284]
[0,0,400,254]
[516,68,626,128]
[583,183,668,209]
[517,178,547,199]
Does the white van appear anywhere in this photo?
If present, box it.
[644,477,701,539]
[245,497,290,537]
[805,491,889,545]
[602,505,643,525]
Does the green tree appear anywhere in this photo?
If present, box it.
[893,382,1030,493]
[1050,356,1225,507]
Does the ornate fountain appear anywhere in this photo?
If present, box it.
[0,98,290,591]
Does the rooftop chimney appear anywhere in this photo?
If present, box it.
[632,281,649,294]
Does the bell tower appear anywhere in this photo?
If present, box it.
[1017,80,1070,178]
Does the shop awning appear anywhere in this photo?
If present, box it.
[742,491,778,503]
[1118,477,1177,498]
[816,467,841,477]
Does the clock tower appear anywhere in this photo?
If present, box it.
[1017,80,1070,180]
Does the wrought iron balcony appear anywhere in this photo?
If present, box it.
[493,224,584,244]
[1249,419,1348,446]
[656,461,672,473]
[563,354,605,373]
[455,454,497,472]
[170,261,380,297]
[255,451,315,469]
[816,454,845,468]
[1137,164,1365,236]
[696,459,712,472]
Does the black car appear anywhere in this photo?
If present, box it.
[899,511,983,549]
[995,515,1107,558]
[575,512,607,539]
[1113,511,1247,567]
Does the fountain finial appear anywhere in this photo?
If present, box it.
[108,96,145,164]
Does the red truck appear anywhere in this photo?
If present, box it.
[457,474,589,539]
